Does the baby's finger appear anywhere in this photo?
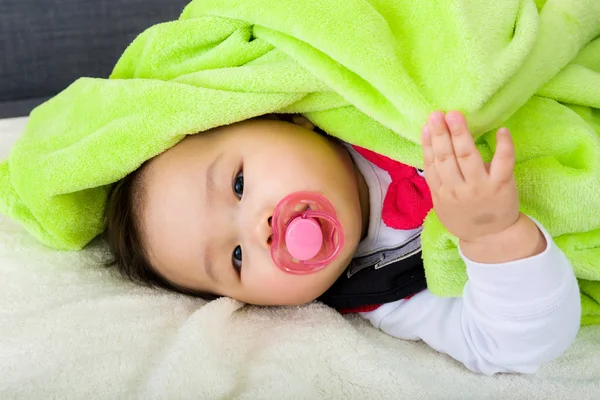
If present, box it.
[292,115,316,131]
[490,128,515,183]
[445,111,486,182]
[428,111,464,185]
[421,126,441,190]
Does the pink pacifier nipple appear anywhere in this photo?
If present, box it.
[270,192,344,275]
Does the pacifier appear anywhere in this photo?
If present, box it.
[270,192,344,274]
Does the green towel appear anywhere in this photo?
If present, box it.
[1,0,600,323]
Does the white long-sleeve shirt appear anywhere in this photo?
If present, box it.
[346,146,581,375]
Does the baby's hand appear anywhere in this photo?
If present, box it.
[421,111,520,243]
[422,111,547,263]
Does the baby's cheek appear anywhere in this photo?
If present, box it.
[245,263,321,306]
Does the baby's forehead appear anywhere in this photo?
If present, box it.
[144,117,305,178]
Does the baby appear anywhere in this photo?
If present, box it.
[105,111,581,375]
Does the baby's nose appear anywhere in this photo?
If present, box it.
[255,214,273,249]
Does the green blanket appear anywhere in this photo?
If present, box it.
[1,0,600,324]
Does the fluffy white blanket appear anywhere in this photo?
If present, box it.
[1,117,599,399]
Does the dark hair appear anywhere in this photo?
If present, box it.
[104,164,219,301]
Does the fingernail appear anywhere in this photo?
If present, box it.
[429,111,444,123]
[445,111,461,125]
[422,126,430,137]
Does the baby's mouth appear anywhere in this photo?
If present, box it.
[270,192,344,275]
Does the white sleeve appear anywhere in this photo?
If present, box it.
[360,223,581,375]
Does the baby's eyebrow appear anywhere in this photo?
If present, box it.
[204,153,223,286]
[203,243,219,286]
[202,153,223,287]
[204,153,223,207]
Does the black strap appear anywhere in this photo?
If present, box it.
[317,250,427,309]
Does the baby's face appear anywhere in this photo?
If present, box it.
[140,119,368,305]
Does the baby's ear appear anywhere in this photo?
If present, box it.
[291,115,315,131]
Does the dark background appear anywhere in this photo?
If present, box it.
[0,0,190,118]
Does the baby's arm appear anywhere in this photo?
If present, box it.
[361,112,581,374]
[361,225,580,375]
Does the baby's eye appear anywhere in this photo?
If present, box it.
[233,172,244,198]
[232,245,242,273]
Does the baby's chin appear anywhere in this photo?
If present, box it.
[246,261,350,307]
[296,253,356,305]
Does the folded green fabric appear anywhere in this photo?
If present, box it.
[1,0,600,323]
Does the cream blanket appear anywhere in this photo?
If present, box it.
[1,117,599,398]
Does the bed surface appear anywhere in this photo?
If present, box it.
[2,117,600,399]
